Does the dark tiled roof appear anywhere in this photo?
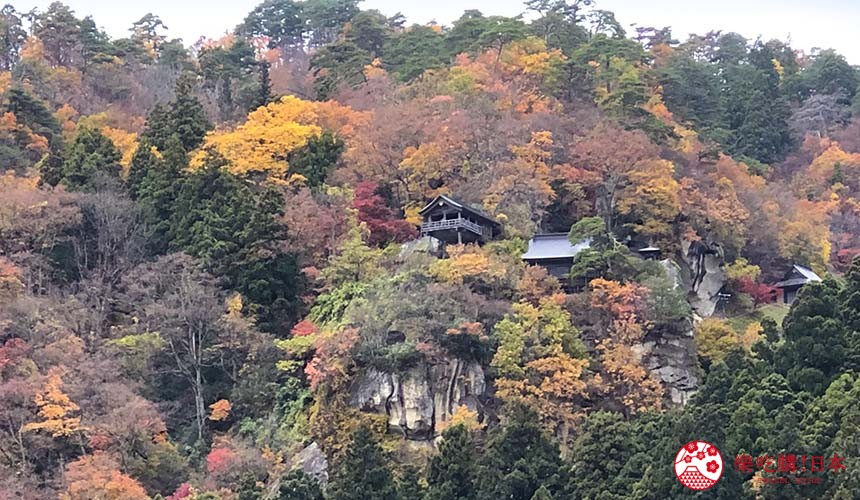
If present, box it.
[775,264,822,288]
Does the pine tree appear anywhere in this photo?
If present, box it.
[425,424,477,500]
[327,424,398,500]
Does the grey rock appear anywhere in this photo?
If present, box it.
[350,357,485,440]
[678,239,727,318]
[293,442,328,484]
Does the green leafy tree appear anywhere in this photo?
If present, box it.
[383,25,447,81]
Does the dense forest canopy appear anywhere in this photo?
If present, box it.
[1,0,860,498]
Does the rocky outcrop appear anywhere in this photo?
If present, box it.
[293,442,328,484]
[678,239,727,318]
[638,324,699,406]
[642,259,700,406]
[350,357,485,440]
[398,236,442,260]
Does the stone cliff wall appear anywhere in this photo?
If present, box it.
[350,357,485,440]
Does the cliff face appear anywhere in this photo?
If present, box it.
[679,239,727,318]
[350,357,485,440]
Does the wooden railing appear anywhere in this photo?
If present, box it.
[421,218,484,237]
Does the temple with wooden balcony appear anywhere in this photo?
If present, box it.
[419,195,501,244]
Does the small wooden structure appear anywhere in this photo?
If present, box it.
[774,264,822,304]
[521,233,591,279]
[637,246,662,260]
[419,195,501,245]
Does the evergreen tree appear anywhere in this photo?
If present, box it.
[478,405,563,500]
[395,465,423,500]
[529,486,554,500]
[327,424,398,500]
[5,87,61,142]
[139,103,174,152]
[169,73,212,152]
[425,424,477,500]
[566,411,632,499]
[777,278,846,395]
[139,76,211,153]
[278,470,324,500]
[133,135,186,254]
[55,127,122,191]
[840,257,860,372]
[252,60,273,111]
[169,151,302,329]
[287,130,344,187]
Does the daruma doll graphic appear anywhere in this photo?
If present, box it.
[674,441,723,491]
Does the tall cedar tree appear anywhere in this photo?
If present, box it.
[54,127,122,191]
[478,405,563,500]
[425,424,478,500]
[129,135,187,254]
[140,74,212,153]
[277,470,324,500]
[327,424,398,500]
[776,278,846,394]
[169,153,302,329]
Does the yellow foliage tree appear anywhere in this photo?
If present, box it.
[208,399,232,422]
[23,370,85,438]
[483,131,558,235]
[618,158,681,248]
[191,96,365,181]
[101,126,138,174]
[695,318,748,362]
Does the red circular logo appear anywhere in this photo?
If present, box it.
[674,441,723,491]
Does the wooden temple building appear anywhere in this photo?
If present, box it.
[419,195,501,245]
[521,233,591,279]
[774,264,822,304]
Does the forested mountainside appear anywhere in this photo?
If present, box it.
[2,0,860,498]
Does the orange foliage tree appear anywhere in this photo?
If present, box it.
[62,452,148,500]
[588,278,663,416]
